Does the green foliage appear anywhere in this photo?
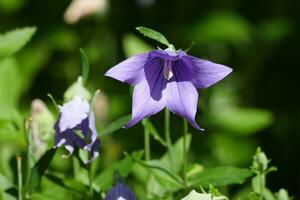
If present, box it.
[123,34,152,57]
[64,76,91,101]
[99,115,131,136]
[181,189,228,200]
[142,119,167,147]
[28,149,57,196]
[79,49,90,86]
[189,166,253,187]
[94,151,143,191]
[0,27,36,59]
[136,26,170,47]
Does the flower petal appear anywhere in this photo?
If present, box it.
[166,63,203,130]
[105,53,149,85]
[58,97,89,132]
[125,59,167,127]
[104,183,136,200]
[183,55,232,89]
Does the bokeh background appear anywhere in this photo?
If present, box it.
[1,0,299,198]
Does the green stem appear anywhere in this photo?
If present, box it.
[144,119,151,161]
[88,164,93,198]
[25,118,33,198]
[259,173,264,200]
[17,156,23,200]
[183,120,188,186]
[164,109,173,170]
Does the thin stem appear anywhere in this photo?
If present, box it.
[164,109,173,170]
[25,118,33,198]
[88,164,93,198]
[144,119,151,161]
[16,156,23,200]
[183,120,188,186]
[72,157,80,180]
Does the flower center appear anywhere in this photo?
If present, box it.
[163,60,173,80]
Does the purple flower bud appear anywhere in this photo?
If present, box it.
[54,96,100,163]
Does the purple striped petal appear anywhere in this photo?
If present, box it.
[125,58,167,128]
[183,55,232,89]
[105,53,149,85]
[166,61,203,130]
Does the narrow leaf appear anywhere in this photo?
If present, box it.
[28,148,56,195]
[189,166,253,187]
[99,115,131,136]
[0,27,36,59]
[79,48,89,85]
[136,26,170,47]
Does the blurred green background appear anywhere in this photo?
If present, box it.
[0,0,299,198]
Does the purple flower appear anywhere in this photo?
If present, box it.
[104,183,136,200]
[105,49,232,130]
[54,96,100,163]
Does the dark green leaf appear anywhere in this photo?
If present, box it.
[0,27,36,59]
[79,48,89,86]
[189,166,253,187]
[28,148,56,195]
[99,115,131,136]
[136,27,170,47]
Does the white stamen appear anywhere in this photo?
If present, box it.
[163,60,173,80]
[117,197,126,200]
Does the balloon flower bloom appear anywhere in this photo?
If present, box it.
[54,96,100,163]
[105,49,232,130]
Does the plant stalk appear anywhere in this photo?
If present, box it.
[183,120,188,186]
[17,155,23,200]
[144,119,151,161]
[164,109,173,170]
[25,118,33,198]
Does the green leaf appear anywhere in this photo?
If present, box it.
[136,27,170,47]
[94,151,143,191]
[142,119,167,147]
[189,166,253,187]
[160,134,192,173]
[99,115,131,136]
[79,49,89,86]
[0,27,36,59]
[122,34,152,57]
[181,190,228,200]
[28,148,57,196]
[0,58,21,120]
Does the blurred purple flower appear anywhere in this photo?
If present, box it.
[104,183,136,200]
[54,96,100,163]
[105,49,232,130]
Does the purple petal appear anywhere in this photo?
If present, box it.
[125,58,167,127]
[166,62,203,130]
[105,53,149,85]
[183,55,232,89]
[104,183,136,200]
[58,97,89,132]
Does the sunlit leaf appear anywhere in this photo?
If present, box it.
[0,27,36,59]
[136,26,170,47]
